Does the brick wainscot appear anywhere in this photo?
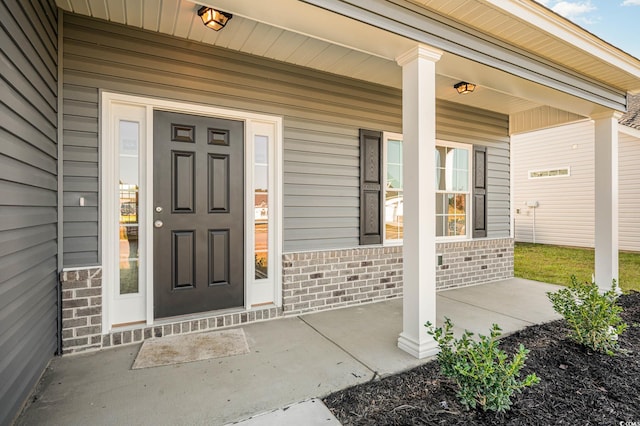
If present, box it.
[60,238,513,354]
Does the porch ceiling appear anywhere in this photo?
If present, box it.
[55,0,640,116]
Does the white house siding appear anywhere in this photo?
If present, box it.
[512,120,595,247]
[513,120,640,252]
[619,131,640,252]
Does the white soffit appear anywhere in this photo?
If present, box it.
[55,0,407,88]
[54,0,624,116]
[413,0,640,93]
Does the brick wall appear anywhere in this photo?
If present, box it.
[436,238,514,289]
[282,246,404,315]
[60,267,282,354]
[281,238,514,315]
[60,238,513,354]
[60,268,103,353]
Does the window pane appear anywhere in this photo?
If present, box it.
[454,148,468,170]
[435,192,467,237]
[436,213,445,237]
[436,193,445,215]
[387,140,402,163]
[447,193,455,213]
[435,144,470,238]
[385,190,403,241]
[385,137,403,242]
[454,170,468,192]
[387,140,403,190]
[443,147,469,191]
[387,164,402,189]
[255,135,269,280]
[435,193,445,237]
[435,146,446,190]
[119,121,139,294]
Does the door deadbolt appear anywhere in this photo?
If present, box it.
[154,220,164,228]
[155,206,163,213]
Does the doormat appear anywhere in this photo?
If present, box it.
[131,328,249,369]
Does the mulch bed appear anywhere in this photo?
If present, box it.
[324,292,640,425]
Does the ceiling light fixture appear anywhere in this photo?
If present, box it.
[198,6,233,31]
[454,81,476,94]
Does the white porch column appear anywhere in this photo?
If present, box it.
[593,111,623,291]
[396,45,442,358]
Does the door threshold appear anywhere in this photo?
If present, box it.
[152,304,277,327]
[106,304,279,334]
[112,320,146,329]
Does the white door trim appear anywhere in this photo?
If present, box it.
[101,91,283,332]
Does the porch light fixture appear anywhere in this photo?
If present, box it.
[198,6,233,31]
[454,81,476,94]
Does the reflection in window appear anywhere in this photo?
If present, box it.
[385,138,403,241]
[255,135,269,279]
[529,167,570,178]
[435,145,470,237]
[119,121,139,294]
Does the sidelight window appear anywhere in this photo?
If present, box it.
[119,121,140,294]
[254,135,269,280]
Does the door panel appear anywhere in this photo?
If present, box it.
[172,230,195,289]
[209,229,230,285]
[208,154,229,212]
[154,110,244,318]
[172,151,195,212]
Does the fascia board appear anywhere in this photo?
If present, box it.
[298,0,626,111]
[619,123,640,139]
[486,0,640,83]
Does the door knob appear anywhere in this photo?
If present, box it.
[154,220,164,228]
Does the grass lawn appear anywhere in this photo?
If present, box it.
[514,242,640,293]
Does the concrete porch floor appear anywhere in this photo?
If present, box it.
[16,278,562,426]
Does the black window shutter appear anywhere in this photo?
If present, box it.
[472,145,488,238]
[360,129,383,245]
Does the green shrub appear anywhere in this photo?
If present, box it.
[547,275,627,355]
[425,318,539,413]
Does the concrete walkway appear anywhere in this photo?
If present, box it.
[16,278,561,426]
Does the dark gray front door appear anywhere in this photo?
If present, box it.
[153,110,244,319]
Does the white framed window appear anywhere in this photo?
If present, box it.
[102,102,149,328]
[435,141,472,238]
[528,167,570,179]
[383,132,404,243]
[248,121,281,306]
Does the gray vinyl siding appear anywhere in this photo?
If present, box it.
[62,84,99,266]
[61,13,510,260]
[284,119,362,250]
[437,101,511,238]
[61,13,400,260]
[0,0,58,424]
